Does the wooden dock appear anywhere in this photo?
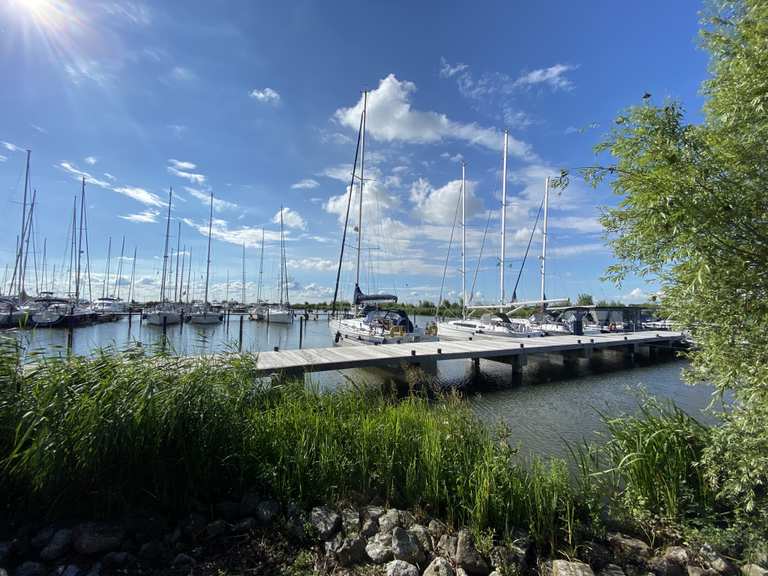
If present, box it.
[254,330,685,377]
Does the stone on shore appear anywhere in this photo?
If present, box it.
[455,529,489,575]
[40,529,72,561]
[391,526,425,566]
[310,506,341,540]
[73,523,125,556]
[386,559,419,576]
[424,557,457,576]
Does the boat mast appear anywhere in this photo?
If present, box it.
[68,196,76,299]
[102,236,112,299]
[82,187,94,302]
[21,191,36,300]
[354,90,368,292]
[540,176,550,311]
[114,236,125,300]
[278,206,285,306]
[128,246,137,303]
[241,243,246,305]
[203,190,214,306]
[257,228,264,303]
[173,221,181,302]
[41,238,47,296]
[74,178,85,303]
[159,188,173,303]
[185,248,192,304]
[500,129,508,309]
[15,149,31,302]
[178,244,185,304]
[461,161,466,319]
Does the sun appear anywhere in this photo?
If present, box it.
[6,0,78,32]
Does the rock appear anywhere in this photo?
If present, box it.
[14,562,45,576]
[608,533,651,565]
[334,536,367,567]
[73,523,124,556]
[215,500,241,522]
[742,566,768,576]
[650,556,684,576]
[386,559,420,576]
[391,527,425,566]
[428,520,447,542]
[688,567,719,576]
[379,509,402,534]
[205,520,228,539]
[284,511,308,541]
[455,529,489,575]
[255,500,281,525]
[490,544,527,573]
[341,508,361,535]
[437,533,458,560]
[102,551,137,568]
[665,548,690,568]
[30,527,54,549]
[0,568,7,576]
[457,569,471,576]
[710,557,739,576]
[84,562,100,576]
[181,512,207,541]
[545,560,595,576]
[138,540,167,565]
[366,532,394,564]
[239,493,261,517]
[424,557,457,576]
[408,524,433,553]
[233,517,256,533]
[598,565,626,576]
[310,507,341,541]
[0,541,10,564]
[361,518,378,538]
[364,506,386,522]
[57,565,81,576]
[40,529,73,561]
[172,553,196,567]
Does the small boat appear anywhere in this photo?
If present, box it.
[144,188,183,327]
[264,205,293,325]
[248,302,267,321]
[328,90,433,346]
[265,305,293,325]
[91,297,126,322]
[438,311,544,341]
[188,190,223,326]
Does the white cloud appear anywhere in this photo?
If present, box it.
[30,124,47,134]
[0,155,6,162]
[168,124,188,137]
[439,59,469,79]
[249,87,281,105]
[320,131,353,145]
[334,74,534,159]
[272,207,306,230]
[291,178,320,190]
[84,156,97,165]
[168,158,196,170]
[552,216,603,233]
[120,209,159,223]
[183,217,282,248]
[167,162,205,184]
[184,187,238,212]
[58,161,164,207]
[409,177,483,225]
[113,186,164,207]
[2,141,21,152]
[620,287,651,304]
[104,172,117,181]
[287,258,336,272]
[99,1,152,25]
[324,175,400,225]
[514,64,577,91]
[167,66,196,82]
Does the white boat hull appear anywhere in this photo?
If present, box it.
[144,311,182,326]
[437,319,545,341]
[267,309,293,324]
[189,311,223,325]
[329,317,436,346]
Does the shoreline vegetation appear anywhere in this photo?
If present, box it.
[0,339,763,575]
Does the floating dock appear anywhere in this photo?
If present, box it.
[254,330,684,378]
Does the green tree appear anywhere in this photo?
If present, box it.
[585,0,768,512]
[576,293,594,306]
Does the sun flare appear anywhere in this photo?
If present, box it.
[7,0,78,32]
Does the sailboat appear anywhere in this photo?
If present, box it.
[188,190,224,325]
[248,228,267,320]
[266,207,293,324]
[437,132,546,340]
[144,189,182,326]
[329,91,433,346]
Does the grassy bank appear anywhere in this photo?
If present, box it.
[0,337,759,557]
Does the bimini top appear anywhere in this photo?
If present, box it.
[353,284,398,305]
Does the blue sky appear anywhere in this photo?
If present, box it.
[0,0,707,304]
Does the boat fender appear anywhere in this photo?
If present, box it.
[335,331,341,343]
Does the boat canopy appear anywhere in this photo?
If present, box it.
[353,284,397,305]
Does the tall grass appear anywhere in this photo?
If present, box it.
[0,339,584,552]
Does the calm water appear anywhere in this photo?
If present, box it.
[9,314,719,458]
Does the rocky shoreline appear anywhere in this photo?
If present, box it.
[1,498,761,576]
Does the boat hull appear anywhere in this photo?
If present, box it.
[266,309,293,324]
[189,311,224,325]
[437,320,544,341]
[329,317,436,346]
[144,311,182,326]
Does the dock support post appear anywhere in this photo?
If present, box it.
[299,316,304,349]
[510,355,524,386]
[562,351,579,372]
[471,357,480,380]
[624,343,639,365]
[239,314,244,352]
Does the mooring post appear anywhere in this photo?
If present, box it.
[66,326,74,355]
[471,357,480,379]
[299,316,304,349]
[511,355,523,386]
[238,314,244,352]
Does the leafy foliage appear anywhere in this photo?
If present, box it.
[584,0,768,516]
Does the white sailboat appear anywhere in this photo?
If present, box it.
[438,131,545,341]
[248,228,267,321]
[267,207,294,324]
[329,90,434,346]
[189,190,224,325]
[144,188,182,326]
